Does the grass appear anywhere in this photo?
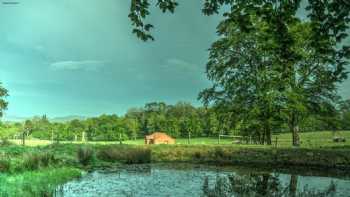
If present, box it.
[97,145,151,164]
[125,131,350,148]
[77,146,95,166]
[0,131,348,196]
[273,131,350,148]
[8,139,118,146]
[8,131,350,148]
[0,167,81,197]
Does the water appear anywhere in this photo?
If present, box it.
[56,164,350,197]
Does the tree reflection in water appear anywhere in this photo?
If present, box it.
[202,173,337,197]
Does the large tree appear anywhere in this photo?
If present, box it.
[129,1,350,43]
[0,83,8,118]
[129,0,350,146]
[338,99,350,130]
[200,18,348,146]
[198,17,285,145]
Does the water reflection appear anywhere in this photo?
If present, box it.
[202,173,337,197]
[56,164,349,197]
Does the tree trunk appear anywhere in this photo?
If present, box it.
[22,132,25,146]
[257,174,270,196]
[262,131,266,145]
[82,131,86,142]
[289,175,298,197]
[261,174,270,196]
[291,124,300,147]
[259,131,265,145]
[266,130,272,145]
[265,121,272,145]
[290,113,300,147]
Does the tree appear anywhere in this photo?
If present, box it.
[199,18,348,145]
[0,83,9,138]
[337,99,350,130]
[129,1,350,146]
[199,16,285,144]
[68,119,86,141]
[280,20,348,146]
[124,117,140,140]
[208,112,220,136]
[129,0,178,41]
[30,115,52,139]
[24,120,34,136]
[129,1,350,43]
[52,122,66,143]
[0,83,8,118]
[164,117,180,137]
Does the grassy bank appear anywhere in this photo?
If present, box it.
[0,167,81,196]
[9,131,349,148]
[2,143,350,172]
[126,131,350,148]
[150,145,350,170]
[0,138,350,196]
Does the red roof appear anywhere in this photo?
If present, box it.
[145,132,173,140]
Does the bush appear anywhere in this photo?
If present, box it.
[125,148,151,164]
[213,147,225,159]
[98,146,151,164]
[0,167,82,197]
[22,152,56,171]
[40,152,56,167]
[0,158,10,172]
[193,151,202,160]
[0,138,13,146]
[23,154,41,170]
[97,147,122,162]
[77,146,95,166]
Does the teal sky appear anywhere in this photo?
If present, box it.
[0,0,349,119]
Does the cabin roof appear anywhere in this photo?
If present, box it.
[145,132,173,140]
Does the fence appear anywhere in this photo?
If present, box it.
[217,133,348,148]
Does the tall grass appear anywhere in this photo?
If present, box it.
[0,167,81,197]
[0,158,10,172]
[22,152,57,171]
[77,146,95,166]
[97,145,151,164]
[0,138,13,146]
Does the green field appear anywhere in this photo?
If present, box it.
[9,131,350,149]
[126,131,350,149]
[1,131,350,196]
[125,131,350,148]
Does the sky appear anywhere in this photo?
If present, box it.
[0,0,349,120]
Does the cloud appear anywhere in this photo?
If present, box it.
[162,58,201,72]
[50,60,105,71]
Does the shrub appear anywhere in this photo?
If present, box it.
[97,147,122,162]
[0,158,10,172]
[0,167,81,196]
[23,154,41,170]
[213,147,225,159]
[77,146,95,166]
[22,152,56,171]
[0,138,13,146]
[193,151,202,160]
[98,146,151,164]
[125,148,151,164]
[40,152,56,167]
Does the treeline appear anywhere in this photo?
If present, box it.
[1,100,349,142]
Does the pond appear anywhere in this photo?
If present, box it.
[55,163,350,197]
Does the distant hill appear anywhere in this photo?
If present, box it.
[3,115,88,123]
[2,115,28,123]
[50,116,87,123]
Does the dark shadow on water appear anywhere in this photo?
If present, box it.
[53,163,348,197]
[202,173,337,197]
